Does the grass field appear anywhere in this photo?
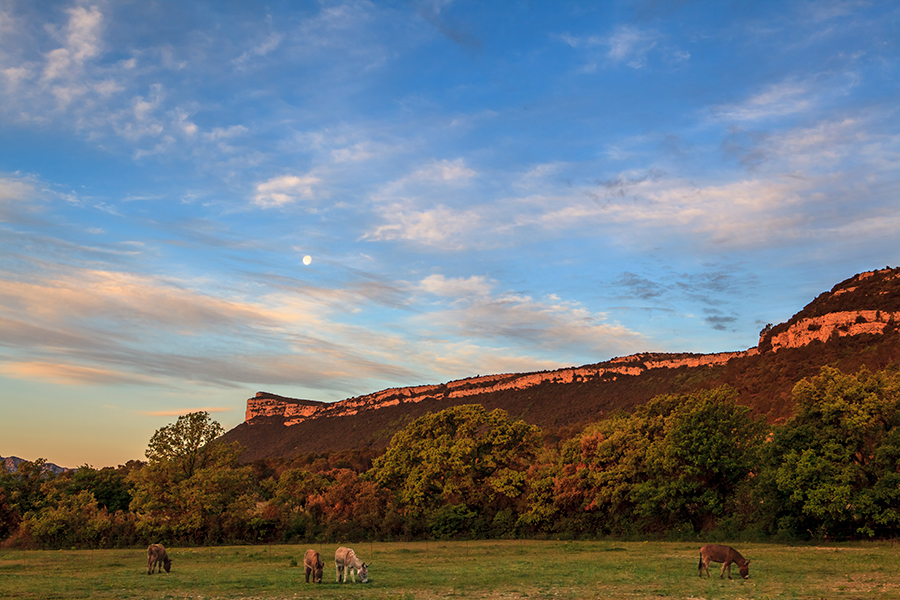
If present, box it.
[1,540,899,599]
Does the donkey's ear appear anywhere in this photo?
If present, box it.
[745,560,750,565]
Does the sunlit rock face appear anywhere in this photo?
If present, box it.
[243,350,757,426]
[759,268,900,353]
[766,310,900,352]
[243,267,900,429]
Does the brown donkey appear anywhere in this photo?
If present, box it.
[304,549,325,583]
[698,544,750,579]
[147,544,171,575]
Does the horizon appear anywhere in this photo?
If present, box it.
[1,1,899,468]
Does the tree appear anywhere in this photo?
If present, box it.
[129,412,251,544]
[23,488,111,549]
[368,405,541,537]
[633,387,766,532]
[761,366,900,538]
[0,459,56,518]
[553,387,766,534]
[60,466,133,513]
[145,411,226,479]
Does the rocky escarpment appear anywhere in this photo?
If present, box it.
[227,268,900,459]
[760,268,900,352]
[245,349,759,426]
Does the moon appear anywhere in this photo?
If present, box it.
[303,255,312,266]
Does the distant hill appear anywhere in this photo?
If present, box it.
[219,267,900,462]
[1,455,70,475]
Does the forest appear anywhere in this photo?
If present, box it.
[2,364,899,549]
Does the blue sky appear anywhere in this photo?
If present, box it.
[1,0,898,468]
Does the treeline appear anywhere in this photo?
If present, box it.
[2,365,899,549]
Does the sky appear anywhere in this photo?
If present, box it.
[1,0,899,468]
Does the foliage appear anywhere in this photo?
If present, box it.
[369,404,541,537]
[57,465,134,513]
[23,488,110,548]
[551,386,766,534]
[0,458,56,518]
[144,411,227,479]
[4,364,900,548]
[128,412,252,545]
[757,366,900,538]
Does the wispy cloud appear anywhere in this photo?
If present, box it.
[139,407,233,416]
[412,275,647,358]
[254,173,322,207]
[0,360,153,386]
[713,81,813,122]
[363,204,484,249]
[419,274,492,297]
[42,5,103,82]
[561,24,662,70]
[607,25,658,68]
[233,31,284,69]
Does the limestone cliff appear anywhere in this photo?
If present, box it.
[241,267,900,432]
[244,349,765,426]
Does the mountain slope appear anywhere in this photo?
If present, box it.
[220,267,900,461]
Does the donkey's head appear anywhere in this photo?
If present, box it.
[358,562,369,583]
[738,560,750,579]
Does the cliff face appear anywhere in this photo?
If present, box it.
[244,349,764,426]
[236,267,900,447]
[760,268,900,352]
[765,310,900,352]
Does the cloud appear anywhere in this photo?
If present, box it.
[412,273,646,358]
[617,272,666,301]
[712,81,813,122]
[332,143,374,163]
[561,25,661,70]
[0,263,416,394]
[139,407,233,416]
[0,361,152,386]
[419,274,492,297]
[42,5,103,81]
[254,174,322,207]
[363,158,481,248]
[409,158,476,184]
[416,0,482,51]
[363,204,483,249]
[233,31,284,68]
[607,25,658,68]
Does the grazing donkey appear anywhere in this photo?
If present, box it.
[147,544,171,575]
[698,544,750,579]
[335,546,369,583]
[304,549,325,583]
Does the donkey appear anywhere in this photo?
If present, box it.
[698,544,750,579]
[147,544,172,575]
[304,549,325,583]
[335,546,369,583]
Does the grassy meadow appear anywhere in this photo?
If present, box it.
[1,540,899,599]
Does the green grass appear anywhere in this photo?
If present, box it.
[1,540,899,599]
